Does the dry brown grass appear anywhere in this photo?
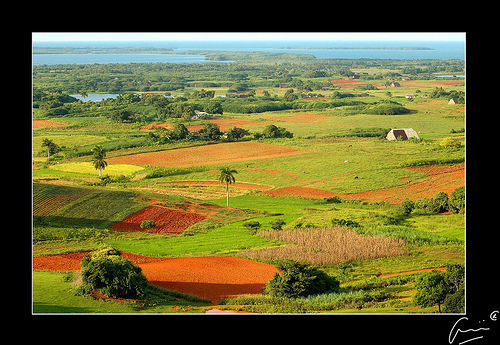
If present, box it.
[238,227,406,265]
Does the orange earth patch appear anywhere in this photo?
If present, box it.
[106,141,311,168]
[330,79,361,84]
[110,205,206,234]
[265,164,464,204]
[33,253,278,304]
[140,256,279,304]
[33,120,69,128]
[159,180,273,191]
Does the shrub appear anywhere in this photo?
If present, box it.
[399,198,415,215]
[449,186,465,214]
[140,220,156,229]
[243,221,261,234]
[77,245,149,299]
[264,260,339,298]
[414,197,437,213]
[270,219,286,230]
[331,218,360,228]
[325,196,343,203]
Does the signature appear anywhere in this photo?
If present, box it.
[449,311,498,344]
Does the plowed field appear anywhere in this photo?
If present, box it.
[265,164,464,203]
[33,120,68,128]
[140,256,278,303]
[33,253,278,304]
[110,205,206,234]
[106,142,310,168]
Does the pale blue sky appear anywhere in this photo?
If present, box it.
[32,32,465,42]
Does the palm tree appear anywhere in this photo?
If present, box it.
[91,145,108,178]
[218,167,237,207]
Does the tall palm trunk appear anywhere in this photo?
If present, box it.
[226,182,229,207]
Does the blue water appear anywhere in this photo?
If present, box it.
[33,40,465,65]
[69,94,120,102]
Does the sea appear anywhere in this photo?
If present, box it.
[32,40,465,65]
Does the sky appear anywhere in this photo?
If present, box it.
[32,32,465,42]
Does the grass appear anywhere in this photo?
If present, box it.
[50,162,145,177]
[32,271,210,313]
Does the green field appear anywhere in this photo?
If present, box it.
[32,48,465,314]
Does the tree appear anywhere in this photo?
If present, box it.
[218,167,237,207]
[226,127,250,141]
[77,245,149,299]
[449,186,465,214]
[171,123,189,140]
[41,138,60,160]
[414,270,449,312]
[199,123,223,141]
[264,260,339,298]
[91,145,108,178]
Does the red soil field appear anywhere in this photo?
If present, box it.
[33,120,69,128]
[159,180,274,191]
[33,253,278,304]
[106,141,311,168]
[110,205,206,234]
[265,164,464,204]
[345,164,465,204]
[140,256,279,303]
[330,79,361,84]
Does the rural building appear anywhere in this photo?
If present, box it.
[386,128,419,141]
[448,98,459,104]
[192,111,213,119]
[390,82,400,87]
[405,94,416,99]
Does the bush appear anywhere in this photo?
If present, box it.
[77,245,149,299]
[449,186,465,214]
[243,221,261,234]
[325,196,343,203]
[264,260,339,298]
[399,198,415,215]
[331,218,360,228]
[140,220,156,229]
[270,219,286,231]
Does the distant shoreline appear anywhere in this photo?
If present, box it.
[273,46,433,50]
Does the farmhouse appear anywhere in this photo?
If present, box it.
[405,94,416,99]
[386,128,419,141]
[390,82,400,87]
[192,111,213,120]
[448,98,459,104]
